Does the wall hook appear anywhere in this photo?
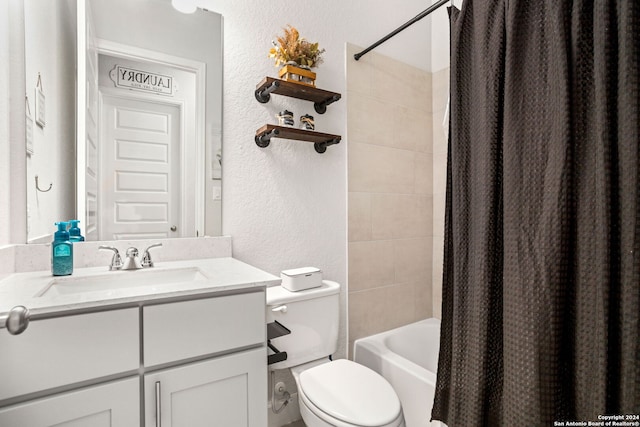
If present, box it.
[35,175,52,192]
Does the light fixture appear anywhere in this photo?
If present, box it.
[171,0,197,14]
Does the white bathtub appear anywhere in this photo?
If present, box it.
[353,318,446,427]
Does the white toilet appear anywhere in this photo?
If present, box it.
[267,280,405,427]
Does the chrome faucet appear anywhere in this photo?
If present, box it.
[99,246,123,271]
[99,243,163,271]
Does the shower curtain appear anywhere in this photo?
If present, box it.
[432,1,639,426]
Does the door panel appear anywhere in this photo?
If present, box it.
[100,95,181,240]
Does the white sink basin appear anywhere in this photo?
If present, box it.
[36,267,209,297]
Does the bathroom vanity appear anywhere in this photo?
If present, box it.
[0,256,279,426]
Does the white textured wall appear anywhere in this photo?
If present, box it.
[208,0,434,361]
[24,0,76,242]
[0,1,11,246]
[2,0,27,246]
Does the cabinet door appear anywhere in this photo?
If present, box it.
[0,377,139,427]
[144,347,266,427]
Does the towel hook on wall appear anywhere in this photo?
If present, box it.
[35,175,52,193]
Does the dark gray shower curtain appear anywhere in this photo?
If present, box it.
[432,1,639,425]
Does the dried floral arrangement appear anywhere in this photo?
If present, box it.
[269,25,325,68]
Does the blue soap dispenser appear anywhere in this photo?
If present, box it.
[52,222,73,276]
[68,220,85,242]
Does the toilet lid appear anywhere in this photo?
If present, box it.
[299,359,401,427]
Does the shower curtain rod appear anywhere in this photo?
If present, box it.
[354,0,450,61]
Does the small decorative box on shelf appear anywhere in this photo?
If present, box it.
[278,64,316,87]
[255,124,341,154]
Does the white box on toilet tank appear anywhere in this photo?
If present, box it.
[280,267,322,292]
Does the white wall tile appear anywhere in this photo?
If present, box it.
[415,152,433,195]
[373,54,432,113]
[393,105,431,152]
[415,278,433,320]
[346,44,374,96]
[371,194,431,240]
[347,93,395,147]
[348,143,416,194]
[431,68,450,112]
[432,234,445,319]
[433,152,448,197]
[394,238,432,283]
[432,109,449,155]
[433,190,446,239]
[347,49,435,341]
[348,240,395,292]
[348,283,416,342]
[348,192,372,242]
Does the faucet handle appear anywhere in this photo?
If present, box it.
[142,243,163,268]
[99,246,123,271]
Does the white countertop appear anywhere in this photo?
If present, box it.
[0,257,280,317]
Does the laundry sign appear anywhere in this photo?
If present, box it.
[110,65,175,96]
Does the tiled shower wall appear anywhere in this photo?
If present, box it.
[346,44,434,355]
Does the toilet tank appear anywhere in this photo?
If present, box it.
[266,280,340,369]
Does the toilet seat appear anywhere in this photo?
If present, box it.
[299,386,405,427]
[295,359,404,427]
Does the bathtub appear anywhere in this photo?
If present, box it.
[353,318,445,427]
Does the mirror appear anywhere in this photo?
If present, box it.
[24,0,222,243]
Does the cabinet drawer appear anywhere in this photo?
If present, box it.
[144,291,265,366]
[0,308,139,402]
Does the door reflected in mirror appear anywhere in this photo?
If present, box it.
[24,0,222,243]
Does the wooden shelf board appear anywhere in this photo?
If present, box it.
[256,124,341,144]
[256,77,341,104]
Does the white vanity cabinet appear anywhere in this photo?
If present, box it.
[0,289,268,427]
